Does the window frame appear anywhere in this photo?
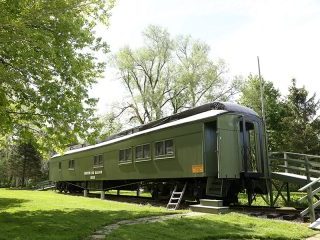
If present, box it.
[119,147,133,165]
[154,139,175,159]
[68,159,75,170]
[135,143,151,162]
[93,154,104,168]
[58,162,62,170]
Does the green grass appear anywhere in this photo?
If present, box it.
[107,213,316,240]
[105,189,152,197]
[238,192,311,208]
[0,189,317,240]
[0,189,172,240]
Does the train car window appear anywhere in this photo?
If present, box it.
[58,162,62,170]
[119,150,125,162]
[135,146,143,159]
[135,144,151,161]
[125,148,132,160]
[143,144,150,158]
[119,148,132,164]
[165,140,174,155]
[155,140,174,158]
[68,160,75,170]
[155,142,165,156]
[93,155,103,167]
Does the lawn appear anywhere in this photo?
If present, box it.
[0,189,172,240]
[0,189,317,240]
[107,213,316,240]
[238,191,311,208]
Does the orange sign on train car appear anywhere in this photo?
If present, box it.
[192,164,204,173]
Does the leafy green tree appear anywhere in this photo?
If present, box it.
[281,79,320,154]
[98,112,122,141]
[240,76,320,154]
[113,25,239,124]
[7,141,43,187]
[0,149,9,186]
[239,74,287,151]
[0,0,114,153]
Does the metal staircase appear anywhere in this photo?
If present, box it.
[166,183,187,210]
[35,180,56,191]
[299,177,320,228]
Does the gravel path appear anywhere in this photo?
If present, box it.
[88,212,206,240]
[306,234,320,240]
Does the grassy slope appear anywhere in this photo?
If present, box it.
[107,213,316,240]
[0,189,317,240]
[0,189,171,240]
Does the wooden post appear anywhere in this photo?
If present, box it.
[269,179,274,207]
[117,189,120,196]
[286,183,290,203]
[267,152,273,207]
[284,152,288,173]
[101,190,105,200]
[305,155,315,222]
[84,189,88,197]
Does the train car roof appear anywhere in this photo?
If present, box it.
[106,102,258,141]
[52,109,226,158]
[52,102,258,158]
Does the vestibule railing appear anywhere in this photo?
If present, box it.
[298,177,320,223]
[269,152,320,223]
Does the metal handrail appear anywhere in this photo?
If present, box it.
[301,200,320,217]
[270,151,320,223]
[298,177,320,222]
[270,152,320,159]
[299,177,320,191]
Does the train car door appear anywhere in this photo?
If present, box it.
[217,114,242,178]
[239,116,263,175]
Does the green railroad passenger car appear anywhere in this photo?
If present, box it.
[49,102,269,203]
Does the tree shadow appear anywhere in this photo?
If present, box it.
[0,208,166,240]
[107,215,315,240]
[0,198,29,210]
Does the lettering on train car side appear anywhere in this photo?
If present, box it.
[192,164,204,173]
[84,170,103,175]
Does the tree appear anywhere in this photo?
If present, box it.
[0,0,114,153]
[281,79,320,154]
[113,25,239,124]
[239,76,320,154]
[7,141,43,187]
[239,74,287,151]
[0,149,9,186]
[98,112,122,142]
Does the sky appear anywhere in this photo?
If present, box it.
[91,0,320,114]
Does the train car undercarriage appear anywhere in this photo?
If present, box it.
[55,176,268,205]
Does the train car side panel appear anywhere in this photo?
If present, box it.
[49,121,206,182]
[217,114,242,178]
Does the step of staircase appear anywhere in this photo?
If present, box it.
[200,199,223,207]
[189,204,229,214]
[309,218,320,230]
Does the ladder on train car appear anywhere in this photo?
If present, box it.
[166,183,187,210]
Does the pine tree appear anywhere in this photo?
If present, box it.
[281,79,320,154]
[7,142,43,187]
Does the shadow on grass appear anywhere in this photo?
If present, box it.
[108,218,259,240]
[0,198,29,210]
[107,215,314,240]
[0,208,166,240]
